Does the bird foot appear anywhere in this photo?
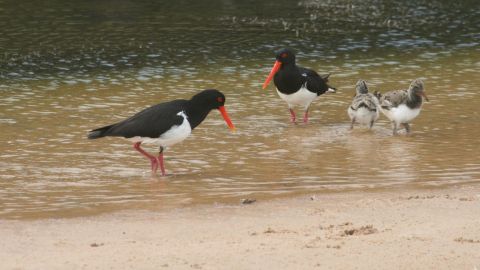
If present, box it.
[303,111,309,123]
[149,157,159,174]
[149,158,166,176]
[289,109,297,124]
[156,155,166,176]
[134,142,166,176]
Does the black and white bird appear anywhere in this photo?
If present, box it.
[87,89,235,176]
[347,80,380,129]
[377,79,429,135]
[262,48,336,123]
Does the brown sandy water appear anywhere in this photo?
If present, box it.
[0,0,479,219]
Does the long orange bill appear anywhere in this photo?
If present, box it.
[218,106,235,132]
[262,60,282,89]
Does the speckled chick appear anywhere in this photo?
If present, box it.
[347,80,380,129]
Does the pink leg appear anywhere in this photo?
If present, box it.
[303,109,309,123]
[133,142,158,174]
[289,108,296,123]
[157,147,166,176]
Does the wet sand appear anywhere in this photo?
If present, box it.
[1,185,479,270]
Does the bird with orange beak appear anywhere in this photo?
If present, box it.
[262,48,336,123]
[88,89,235,176]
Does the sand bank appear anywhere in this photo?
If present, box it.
[1,185,479,269]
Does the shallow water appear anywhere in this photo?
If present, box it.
[1,0,479,219]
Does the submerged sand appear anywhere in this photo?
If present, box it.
[1,185,479,270]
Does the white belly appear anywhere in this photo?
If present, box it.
[129,111,192,147]
[277,87,317,109]
[381,104,421,124]
[348,107,379,125]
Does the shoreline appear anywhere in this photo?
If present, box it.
[1,184,479,269]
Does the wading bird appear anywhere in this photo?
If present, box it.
[348,80,380,129]
[88,89,235,175]
[377,79,429,135]
[262,48,336,123]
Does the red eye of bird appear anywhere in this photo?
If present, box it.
[217,97,224,103]
[281,53,288,58]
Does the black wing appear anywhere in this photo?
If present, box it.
[299,67,327,96]
[90,99,188,139]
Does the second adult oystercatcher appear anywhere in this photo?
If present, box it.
[262,48,337,123]
[376,79,429,135]
[87,89,235,176]
[347,80,380,129]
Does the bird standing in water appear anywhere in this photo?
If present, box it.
[262,48,336,123]
[88,89,235,176]
[377,79,429,135]
[348,80,380,129]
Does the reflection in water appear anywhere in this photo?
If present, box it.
[377,138,419,184]
[0,0,479,219]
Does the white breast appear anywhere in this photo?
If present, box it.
[276,87,317,109]
[348,107,379,125]
[129,111,192,147]
[381,104,421,124]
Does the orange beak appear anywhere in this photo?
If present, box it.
[262,60,282,89]
[218,106,235,132]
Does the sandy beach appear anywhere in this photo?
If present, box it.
[1,185,479,270]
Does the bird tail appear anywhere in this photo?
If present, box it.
[87,125,113,139]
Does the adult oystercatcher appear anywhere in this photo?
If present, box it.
[262,48,336,123]
[347,80,380,129]
[87,89,235,175]
[376,79,429,135]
